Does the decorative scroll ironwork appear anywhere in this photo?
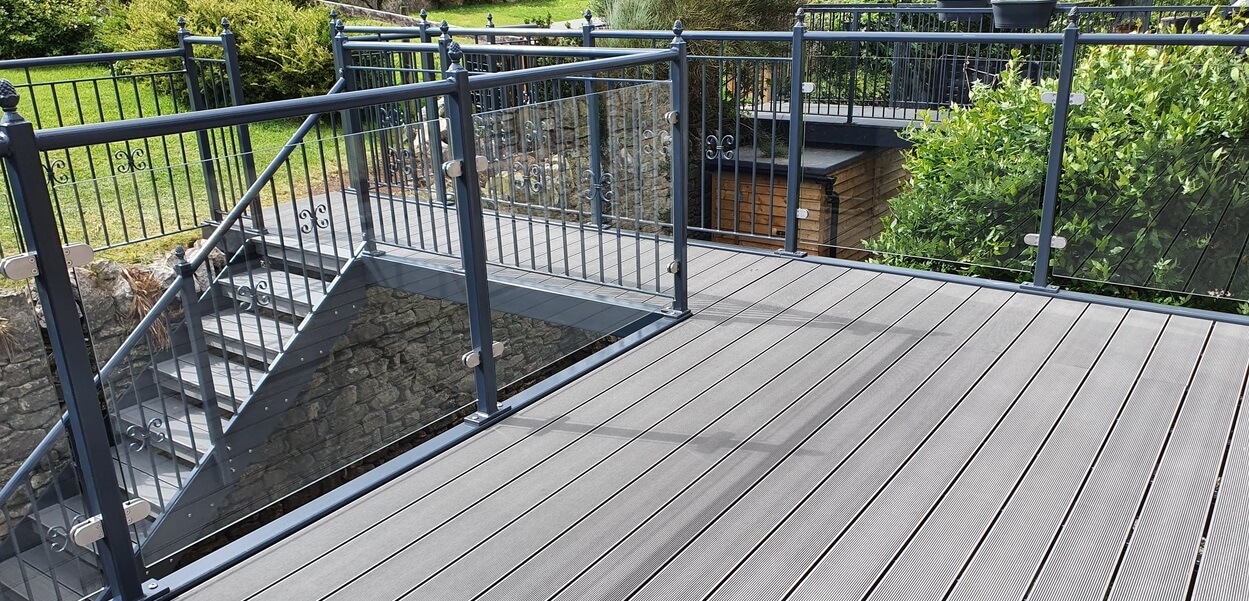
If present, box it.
[299,203,330,233]
[513,161,545,193]
[46,514,85,553]
[705,134,735,160]
[524,119,551,150]
[387,148,416,180]
[113,148,148,173]
[378,106,409,128]
[583,170,615,203]
[126,418,166,452]
[42,158,70,184]
[236,279,273,311]
[643,129,673,157]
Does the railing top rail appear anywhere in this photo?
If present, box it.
[464,47,678,90]
[0,415,66,504]
[0,48,183,70]
[345,24,582,38]
[342,40,649,58]
[801,2,1216,11]
[183,35,226,46]
[31,48,676,151]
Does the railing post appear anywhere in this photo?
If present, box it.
[332,19,379,254]
[443,44,501,424]
[418,12,450,210]
[485,13,503,112]
[0,81,149,600]
[780,9,807,257]
[179,17,223,222]
[847,10,859,124]
[175,248,225,447]
[219,18,261,230]
[1028,10,1079,292]
[583,10,609,228]
[431,21,453,206]
[670,23,690,314]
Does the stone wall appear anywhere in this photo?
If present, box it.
[217,284,600,522]
[474,83,675,232]
[0,241,222,489]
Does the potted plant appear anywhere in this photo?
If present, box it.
[991,0,1059,29]
[937,0,992,22]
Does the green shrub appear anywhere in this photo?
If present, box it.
[869,10,1249,302]
[103,0,334,103]
[0,0,102,59]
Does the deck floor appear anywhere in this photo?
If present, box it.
[180,245,1249,601]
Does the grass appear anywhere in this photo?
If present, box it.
[0,62,347,274]
[419,0,590,28]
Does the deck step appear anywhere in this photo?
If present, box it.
[252,237,350,278]
[219,266,329,318]
[0,554,101,601]
[153,355,262,414]
[200,309,295,365]
[118,397,224,464]
[113,451,186,514]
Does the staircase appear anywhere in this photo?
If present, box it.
[0,237,349,601]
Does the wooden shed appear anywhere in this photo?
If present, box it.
[711,147,906,260]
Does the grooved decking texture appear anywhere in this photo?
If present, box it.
[180,245,1249,601]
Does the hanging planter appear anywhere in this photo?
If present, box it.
[991,0,1059,29]
[937,0,992,22]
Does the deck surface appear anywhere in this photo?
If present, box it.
[180,244,1249,601]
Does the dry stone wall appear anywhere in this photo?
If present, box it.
[217,284,600,524]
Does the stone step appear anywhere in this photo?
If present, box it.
[251,237,350,279]
[117,397,224,464]
[113,451,186,514]
[219,266,329,318]
[200,308,295,365]
[153,355,263,415]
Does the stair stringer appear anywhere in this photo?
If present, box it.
[135,257,370,569]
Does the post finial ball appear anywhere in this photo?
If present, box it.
[673,20,684,37]
[447,41,464,65]
[584,9,593,22]
[0,80,19,113]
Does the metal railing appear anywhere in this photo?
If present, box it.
[0,19,254,257]
[0,30,687,600]
[798,3,1218,117]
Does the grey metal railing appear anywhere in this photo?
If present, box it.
[0,19,253,257]
[0,32,687,600]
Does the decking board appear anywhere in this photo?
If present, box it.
[178,245,1249,601]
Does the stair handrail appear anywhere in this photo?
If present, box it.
[0,78,348,509]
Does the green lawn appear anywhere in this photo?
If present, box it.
[0,63,345,267]
[421,0,590,28]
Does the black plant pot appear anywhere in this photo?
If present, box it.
[991,0,1058,29]
[937,0,991,22]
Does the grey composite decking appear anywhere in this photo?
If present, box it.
[179,245,1249,601]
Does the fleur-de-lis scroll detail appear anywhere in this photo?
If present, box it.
[298,204,330,233]
[43,158,70,184]
[236,279,272,311]
[114,148,148,173]
[705,134,735,160]
[513,162,545,193]
[643,129,673,157]
[583,170,615,204]
[126,418,167,452]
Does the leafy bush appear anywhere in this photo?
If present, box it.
[0,0,102,59]
[103,0,334,103]
[870,10,1249,302]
